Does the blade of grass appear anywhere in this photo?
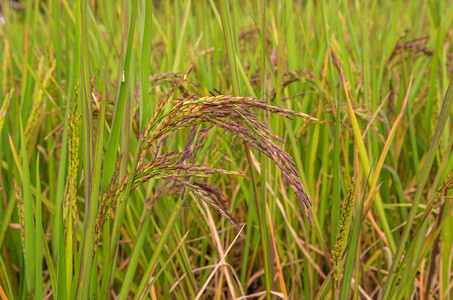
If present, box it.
[100,139,142,298]
[364,77,411,212]
[134,198,184,300]
[19,116,35,294]
[75,0,106,297]
[320,0,341,248]
[102,0,138,188]
[381,77,453,299]
[340,65,396,253]
[118,209,151,300]
[172,0,191,72]
[139,0,152,128]
[0,247,14,300]
[35,155,43,300]
[145,230,191,297]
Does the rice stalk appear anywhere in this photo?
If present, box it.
[0,89,12,133]
[2,48,8,92]
[63,96,81,229]
[332,180,356,295]
[24,59,56,147]
[14,181,25,253]
[62,98,81,295]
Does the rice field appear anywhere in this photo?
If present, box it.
[0,0,453,299]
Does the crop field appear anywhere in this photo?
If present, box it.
[0,0,453,299]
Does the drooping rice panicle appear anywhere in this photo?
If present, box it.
[98,71,317,230]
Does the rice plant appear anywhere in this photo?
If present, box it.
[1,0,453,299]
